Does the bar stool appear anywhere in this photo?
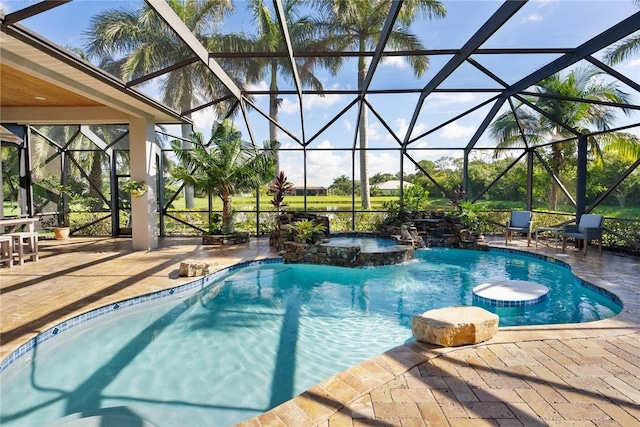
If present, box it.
[9,232,39,265]
[0,235,13,268]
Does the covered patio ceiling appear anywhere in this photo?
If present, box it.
[0,7,186,126]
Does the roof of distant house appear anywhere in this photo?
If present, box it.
[375,180,413,190]
[291,181,326,190]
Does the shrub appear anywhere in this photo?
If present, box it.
[293,219,326,244]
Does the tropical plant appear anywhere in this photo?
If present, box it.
[122,179,147,196]
[457,201,483,231]
[244,0,329,175]
[489,65,639,210]
[1,145,20,206]
[402,183,429,211]
[84,0,244,208]
[329,175,358,196]
[449,184,466,211]
[270,171,293,214]
[34,176,85,227]
[208,213,223,235]
[380,200,412,226]
[170,119,275,234]
[292,219,326,244]
[370,172,398,186]
[314,0,446,209]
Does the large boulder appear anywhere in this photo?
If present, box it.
[411,306,498,347]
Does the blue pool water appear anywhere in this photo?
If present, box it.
[325,236,398,250]
[0,249,621,427]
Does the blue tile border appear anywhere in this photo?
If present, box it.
[0,257,283,374]
[473,292,549,307]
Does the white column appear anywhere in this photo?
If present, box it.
[129,116,158,250]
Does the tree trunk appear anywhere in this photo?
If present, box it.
[221,192,234,234]
[181,122,195,209]
[270,61,280,177]
[180,93,194,209]
[358,40,371,210]
[550,144,563,211]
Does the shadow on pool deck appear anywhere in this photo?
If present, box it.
[1,236,639,426]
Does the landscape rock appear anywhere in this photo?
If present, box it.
[179,260,210,277]
[412,306,498,347]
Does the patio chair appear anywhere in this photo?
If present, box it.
[562,214,604,255]
[505,210,532,246]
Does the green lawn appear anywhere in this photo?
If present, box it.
[166,195,454,212]
[5,196,637,219]
[2,201,21,216]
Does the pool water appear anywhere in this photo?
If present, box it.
[0,249,621,427]
[324,236,398,250]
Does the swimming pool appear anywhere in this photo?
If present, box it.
[0,248,621,427]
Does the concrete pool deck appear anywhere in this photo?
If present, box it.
[1,236,639,426]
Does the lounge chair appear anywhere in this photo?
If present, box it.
[505,210,532,246]
[562,214,604,255]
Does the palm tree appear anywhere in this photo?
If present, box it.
[489,66,639,210]
[604,0,640,65]
[313,0,446,209]
[171,119,275,234]
[84,0,244,208]
[244,0,329,175]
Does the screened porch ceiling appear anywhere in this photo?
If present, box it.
[1,1,639,158]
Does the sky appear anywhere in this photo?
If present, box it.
[2,0,639,187]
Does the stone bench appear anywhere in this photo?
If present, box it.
[411,306,498,347]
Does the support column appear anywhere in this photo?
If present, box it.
[526,148,533,211]
[462,149,469,200]
[129,116,158,251]
[575,135,588,221]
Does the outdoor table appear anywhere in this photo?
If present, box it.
[535,226,563,248]
[0,217,39,234]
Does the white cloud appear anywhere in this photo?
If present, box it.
[380,56,409,69]
[280,139,352,186]
[302,85,345,111]
[242,81,345,116]
[628,58,640,68]
[279,98,299,115]
[522,13,543,23]
[343,119,353,133]
[305,140,351,184]
[280,139,405,186]
[405,149,458,165]
[246,81,268,92]
[438,122,475,139]
[0,0,12,13]
[394,118,427,142]
[367,122,385,141]
[192,110,216,135]
[367,151,400,176]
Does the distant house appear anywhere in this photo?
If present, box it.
[291,181,327,196]
[375,180,413,196]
